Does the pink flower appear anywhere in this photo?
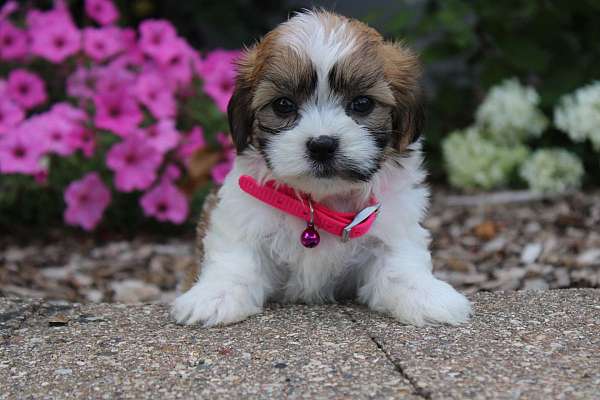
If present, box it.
[0,21,28,60]
[85,0,119,26]
[176,126,206,161]
[164,164,181,181]
[157,38,195,87]
[211,132,235,184]
[68,128,96,157]
[0,98,24,136]
[0,1,18,20]
[211,159,234,185]
[201,50,239,112]
[51,102,87,122]
[7,69,47,110]
[106,135,162,191]
[94,92,142,137]
[0,127,45,175]
[64,172,111,231]
[139,19,177,60]
[95,64,136,94]
[135,71,176,119]
[36,112,80,156]
[67,66,99,100]
[28,8,81,63]
[140,179,188,224]
[139,119,180,153]
[83,27,124,61]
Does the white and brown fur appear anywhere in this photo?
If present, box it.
[173,10,471,326]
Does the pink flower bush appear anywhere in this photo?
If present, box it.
[0,1,239,229]
[7,69,47,110]
[64,173,111,230]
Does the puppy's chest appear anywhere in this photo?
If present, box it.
[262,212,376,269]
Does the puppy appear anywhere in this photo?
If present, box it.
[172,10,472,327]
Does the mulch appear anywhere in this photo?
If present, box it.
[1,189,599,303]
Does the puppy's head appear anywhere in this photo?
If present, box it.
[228,10,423,193]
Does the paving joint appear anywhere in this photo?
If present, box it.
[343,309,432,399]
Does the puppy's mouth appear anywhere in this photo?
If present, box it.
[309,158,376,182]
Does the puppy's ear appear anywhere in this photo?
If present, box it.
[381,42,425,150]
[228,47,257,153]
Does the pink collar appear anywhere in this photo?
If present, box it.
[238,175,380,247]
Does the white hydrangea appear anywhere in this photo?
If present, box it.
[443,127,530,190]
[520,149,583,194]
[554,81,600,150]
[475,78,548,145]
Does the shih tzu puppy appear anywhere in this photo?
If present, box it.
[172,10,472,327]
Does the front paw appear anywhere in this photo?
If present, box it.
[364,277,472,326]
[171,284,262,327]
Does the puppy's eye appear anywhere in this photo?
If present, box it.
[350,96,374,115]
[272,97,297,116]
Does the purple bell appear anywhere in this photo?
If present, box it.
[301,198,320,248]
[301,223,320,248]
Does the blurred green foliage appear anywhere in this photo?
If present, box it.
[382,0,600,181]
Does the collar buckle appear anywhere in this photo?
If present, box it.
[341,203,380,242]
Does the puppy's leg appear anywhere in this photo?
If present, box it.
[358,239,471,326]
[172,238,270,327]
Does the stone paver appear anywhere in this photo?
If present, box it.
[0,289,599,399]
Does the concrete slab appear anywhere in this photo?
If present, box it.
[0,302,414,399]
[351,289,600,399]
[1,290,598,399]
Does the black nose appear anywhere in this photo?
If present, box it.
[307,135,338,162]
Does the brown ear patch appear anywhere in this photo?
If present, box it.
[227,46,258,154]
[379,42,425,150]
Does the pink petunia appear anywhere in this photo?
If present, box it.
[83,27,124,62]
[157,38,195,87]
[94,92,142,137]
[0,21,28,60]
[0,126,45,175]
[106,135,162,192]
[28,8,81,63]
[211,158,234,185]
[138,19,177,61]
[135,71,176,119]
[51,102,87,123]
[95,64,136,94]
[139,119,180,154]
[164,164,181,181]
[68,128,96,157]
[67,66,99,100]
[0,1,18,20]
[36,112,80,156]
[200,50,240,112]
[176,126,206,162]
[64,172,111,231]
[211,132,235,184]
[0,98,24,136]
[85,0,119,26]
[7,69,47,110]
[140,179,188,224]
